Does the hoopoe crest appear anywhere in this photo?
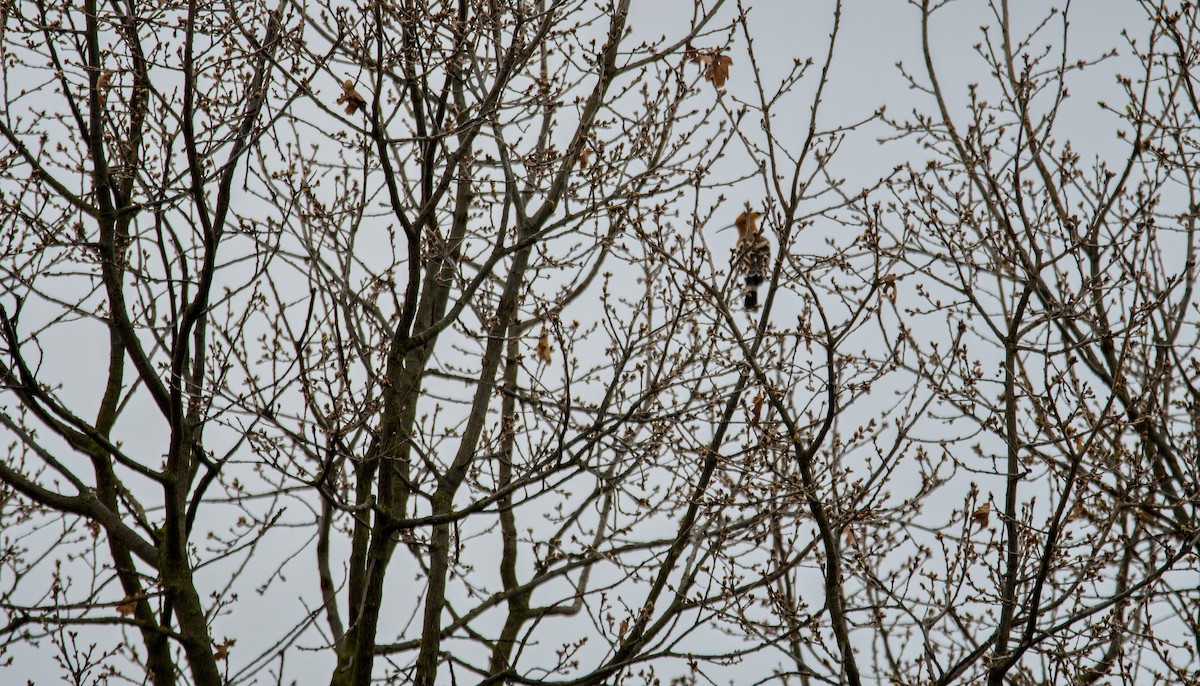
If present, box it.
[732,205,770,310]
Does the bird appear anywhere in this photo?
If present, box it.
[726,205,770,310]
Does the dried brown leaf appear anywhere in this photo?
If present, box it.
[536,329,553,364]
[116,595,138,616]
[96,69,115,105]
[686,45,732,89]
[708,53,733,88]
[336,79,367,115]
[879,274,898,302]
[971,502,990,529]
[1066,502,1084,523]
[213,639,235,661]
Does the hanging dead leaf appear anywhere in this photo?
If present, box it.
[685,45,732,89]
[578,145,590,169]
[96,69,114,104]
[751,392,764,428]
[115,595,138,616]
[536,328,553,364]
[708,53,733,88]
[336,79,367,115]
[879,274,898,302]
[1066,502,1084,523]
[842,524,858,547]
[213,638,235,660]
[971,502,990,529]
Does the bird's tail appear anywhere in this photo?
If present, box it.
[744,284,760,310]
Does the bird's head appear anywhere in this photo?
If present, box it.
[730,205,762,242]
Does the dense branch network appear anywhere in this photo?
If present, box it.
[0,1,1198,685]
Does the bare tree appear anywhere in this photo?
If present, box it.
[1,0,1198,685]
[860,1,1200,683]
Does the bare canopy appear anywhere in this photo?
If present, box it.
[1,1,1198,684]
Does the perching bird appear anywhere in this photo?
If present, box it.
[729,205,770,310]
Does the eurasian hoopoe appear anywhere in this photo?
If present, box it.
[730,206,770,310]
